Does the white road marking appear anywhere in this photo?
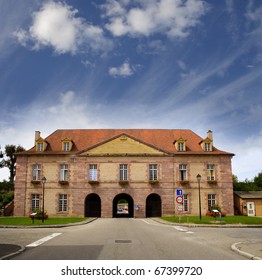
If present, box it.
[141,219,194,234]
[173,226,188,232]
[26,233,62,247]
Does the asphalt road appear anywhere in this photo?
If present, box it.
[1,218,261,260]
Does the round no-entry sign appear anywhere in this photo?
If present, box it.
[176,196,183,204]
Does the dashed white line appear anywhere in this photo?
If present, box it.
[26,233,62,247]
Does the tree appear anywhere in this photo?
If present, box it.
[254,171,262,190]
[1,145,26,184]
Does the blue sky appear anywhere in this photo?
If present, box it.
[0,0,262,181]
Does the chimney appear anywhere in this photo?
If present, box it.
[207,130,213,141]
[35,131,41,141]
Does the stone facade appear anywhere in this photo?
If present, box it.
[14,129,234,218]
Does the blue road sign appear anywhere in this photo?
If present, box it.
[176,189,183,196]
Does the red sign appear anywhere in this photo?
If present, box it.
[176,196,183,204]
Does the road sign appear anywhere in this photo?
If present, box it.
[177,205,183,212]
[176,196,183,204]
[176,189,183,196]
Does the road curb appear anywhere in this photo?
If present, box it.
[231,242,262,260]
[0,217,97,229]
[151,218,262,228]
[0,244,25,260]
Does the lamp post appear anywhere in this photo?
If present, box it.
[41,177,46,223]
[196,174,202,220]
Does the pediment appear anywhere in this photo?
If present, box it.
[80,134,167,156]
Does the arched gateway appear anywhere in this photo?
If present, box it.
[85,193,101,217]
[146,193,162,217]
[113,193,134,218]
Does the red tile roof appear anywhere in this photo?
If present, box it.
[22,129,233,156]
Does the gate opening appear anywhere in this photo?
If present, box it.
[146,193,162,217]
[85,193,101,217]
[113,193,134,218]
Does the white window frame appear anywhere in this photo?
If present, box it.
[207,164,215,181]
[89,164,98,181]
[178,142,184,152]
[208,194,216,210]
[179,164,187,180]
[37,142,43,152]
[60,164,68,181]
[149,164,158,180]
[63,142,70,151]
[32,164,41,181]
[205,143,211,152]
[119,164,128,181]
[59,194,68,212]
[31,194,40,211]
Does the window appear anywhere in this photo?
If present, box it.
[205,143,211,152]
[207,164,215,181]
[59,194,68,212]
[149,164,158,180]
[208,194,216,210]
[37,142,43,152]
[31,194,40,211]
[60,164,68,181]
[178,142,185,152]
[89,164,98,181]
[183,194,189,212]
[179,164,187,180]
[32,164,41,181]
[63,142,70,151]
[119,164,128,181]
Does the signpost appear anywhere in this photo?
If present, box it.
[176,189,183,223]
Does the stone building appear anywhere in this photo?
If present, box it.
[14,129,234,218]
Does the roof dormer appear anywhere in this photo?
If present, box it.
[173,137,186,152]
[200,130,213,152]
[61,138,73,152]
[35,137,48,152]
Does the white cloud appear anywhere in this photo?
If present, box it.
[14,1,112,55]
[102,0,209,38]
[108,60,134,77]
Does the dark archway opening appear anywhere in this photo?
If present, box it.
[146,193,162,217]
[113,193,134,218]
[85,193,101,217]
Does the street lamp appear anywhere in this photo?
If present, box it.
[196,174,202,220]
[41,177,46,223]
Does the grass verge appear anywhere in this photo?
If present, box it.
[161,215,262,225]
[0,217,88,226]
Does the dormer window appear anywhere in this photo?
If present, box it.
[200,138,213,152]
[174,137,186,152]
[37,142,43,152]
[178,142,185,152]
[200,130,213,152]
[63,142,70,151]
[205,143,211,152]
[35,138,47,152]
[61,138,73,152]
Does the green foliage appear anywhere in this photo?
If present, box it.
[233,172,262,191]
[0,217,88,226]
[0,144,26,183]
[254,172,262,189]
[0,191,14,207]
[161,216,262,225]
[0,181,14,191]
